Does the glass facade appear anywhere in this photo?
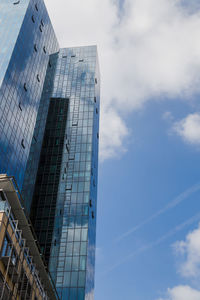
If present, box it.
[0,2,100,299]
[30,96,69,263]
[0,0,59,191]
[0,0,29,87]
[22,52,59,213]
[30,46,100,300]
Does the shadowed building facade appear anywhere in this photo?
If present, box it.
[0,175,58,300]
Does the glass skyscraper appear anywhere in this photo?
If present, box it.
[0,0,59,189]
[0,1,100,300]
[28,46,100,300]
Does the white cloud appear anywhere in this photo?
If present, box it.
[157,224,200,300]
[45,0,200,160]
[174,223,200,278]
[173,113,200,146]
[158,285,200,300]
[99,107,129,161]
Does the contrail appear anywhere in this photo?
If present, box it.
[104,212,200,275]
[115,182,200,243]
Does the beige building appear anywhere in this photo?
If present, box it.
[0,175,59,300]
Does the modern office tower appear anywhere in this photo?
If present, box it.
[0,0,59,191]
[0,1,100,300]
[0,175,58,299]
[26,46,100,300]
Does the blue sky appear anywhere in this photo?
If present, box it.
[96,98,200,300]
[45,0,200,299]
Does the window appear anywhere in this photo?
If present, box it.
[24,83,27,92]
[36,74,40,82]
[96,108,98,114]
[79,59,84,62]
[0,270,10,297]
[71,272,78,286]
[34,44,38,52]
[66,184,72,190]
[48,61,52,68]
[92,211,95,219]
[97,132,99,139]
[80,256,86,270]
[78,272,85,287]
[94,97,96,103]
[71,55,76,58]
[66,144,69,153]
[89,199,92,207]
[11,249,18,266]
[72,121,78,126]
[80,242,87,255]
[0,191,6,201]
[35,3,38,11]
[95,78,97,84]
[21,139,25,149]
[31,15,35,23]
[1,234,12,257]
[39,25,43,32]
[81,229,87,241]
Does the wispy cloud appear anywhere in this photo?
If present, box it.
[162,111,174,122]
[104,212,200,275]
[115,182,200,242]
